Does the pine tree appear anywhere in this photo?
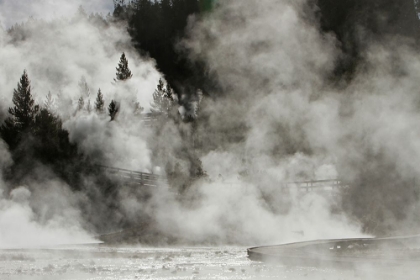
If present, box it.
[95,88,105,113]
[5,70,38,131]
[113,0,127,8]
[133,101,144,115]
[150,79,174,117]
[114,53,133,82]
[150,79,165,114]
[34,108,60,144]
[77,96,85,111]
[0,70,39,147]
[33,108,77,164]
[108,100,119,120]
[44,91,56,111]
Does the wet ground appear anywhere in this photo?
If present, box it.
[0,246,417,279]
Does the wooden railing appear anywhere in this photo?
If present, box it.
[286,179,345,192]
[97,165,166,187]
[98,164,343,192]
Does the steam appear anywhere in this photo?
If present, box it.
[0,10,161,170]
[1,0,419,248]
[0,139,96,248]
[0,186,96,249]
[0,0,113,28]
[0,4,161,248]
[176,0,420,238]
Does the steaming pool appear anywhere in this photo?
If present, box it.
[0,245,418,280]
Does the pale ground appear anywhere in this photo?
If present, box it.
[0,246,417,280]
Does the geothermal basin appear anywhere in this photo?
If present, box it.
[1,237,420,280]
[248,235,420,279]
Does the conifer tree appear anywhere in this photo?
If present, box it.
[34,108,60,143]
[114,53,133,82]
[5,70,38,131]
[150,78,174,117]
[108,100,119,120]
[44,91,55,111]
[0,70,39,147]
[95,88,105,113]
[133,101,144,115]
[33,107,76,164]
[113,0,127,9]
[77,96,85,111]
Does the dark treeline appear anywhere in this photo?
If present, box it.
[316,0,420,78]
[0,71,78,183]
[114,0,216,97]
[0,0,212,235]
[0,69,120,232]
[315,0,420,234]
[0,47,152,232]
[116,0,420,90]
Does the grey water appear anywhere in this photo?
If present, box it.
[0,246,416,280]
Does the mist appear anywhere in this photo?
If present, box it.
[174,0,420,239]
[0,0,114,28]
[0,3,162,248]
[0,0,420,252]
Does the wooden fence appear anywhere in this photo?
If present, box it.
[286,179,345,192]
[97,165,166,187]
[98,164,344,192]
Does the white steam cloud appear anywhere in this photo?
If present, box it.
[144,0,420,243]
[2,0,419,248]
[0,140,95,248]
[0,0,114,28]
[0,3,162,248]
[0,11,161,171]
[140,0,366,244]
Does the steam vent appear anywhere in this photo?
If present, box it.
[248,235,420,267]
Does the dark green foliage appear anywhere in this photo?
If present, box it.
[150,79,174,117]
[7,70,38,131]
[0,70,39,148]
[0,72,79,190]
[114,53,133,82]
[316,0,420,78]
[95,89,105,113]
[108,100,119,120]
[0,117,19,149]
[33,108,77,163]
[114,0,127,9]
[0,71,76,161]
[199,0,217,13]
[127,0,205,95]
[317,0,419,36]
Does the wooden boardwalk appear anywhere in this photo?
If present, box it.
[98,164,344,192]
[285,179,346,192]
[97,165,166,187]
